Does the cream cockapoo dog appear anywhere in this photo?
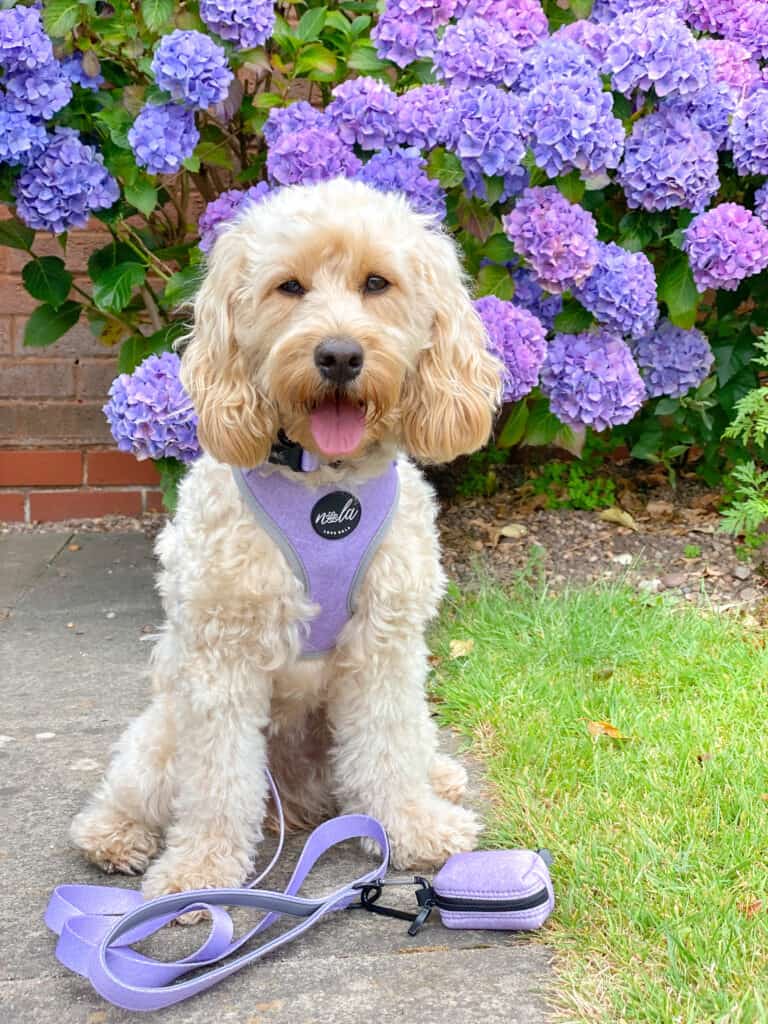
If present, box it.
[71,178,501,899]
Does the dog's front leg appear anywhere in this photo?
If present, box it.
[328,636,480,870]
[142,666,272,903]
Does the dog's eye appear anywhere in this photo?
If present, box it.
[363,274,389,294]
[278,279,306,297]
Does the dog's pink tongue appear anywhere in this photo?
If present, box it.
[310,398,366,456]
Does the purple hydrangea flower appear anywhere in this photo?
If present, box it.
[433,17,522,90]
[540,330,647,431]
[605,10,710,98]
[683,202,768,291]
[502,186,599,294]
[511,267,562,332]
[522,76,625,179]
[446,85,524,178]
[3,62,72,120]
[618,111,720,213]
[662,81,737,150]
[371,12,437,68]
[730,89,768,174]
[14,128,119,234]
[129,103,199,175]
[199,0,275,50]
[755,182,768,223]
[632,320,714,398]
[326,77,399,150]
[104,352,201,463]
[0,107,47,166]
[457,0,548,50]
[384,0,457,27]
[553,21,612,66]
[355,148,446,219]
[198,182,272,253]
[474,296,546,402]
[0,6,53,72]
[591,0,680,20]
[572,242,658,339]
[517,36,600,92]
[716,2,768,61]
[61,54,104,91]
[684,0,733,33]
[396,85,451,149]
[263,101,328,147]
[699,38,761,96]
[151,30,233,110]
[266,127,362,185]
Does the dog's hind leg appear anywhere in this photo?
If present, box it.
[70,693,175,875]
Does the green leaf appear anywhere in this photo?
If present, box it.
[142,0,173,32]
[325,10,353,35]
[349,14,371,36]
[476,263,514,300]
[426,148,465,189]
[658,252,699,329]
[522,401,567,447]
[481,234,517,264]
[295,43,338,79]
[118,321,187,373]
[155,457,188,513]
[251,92,285,110]
[23,301,82,348]
[124,181,158,216]
[554,299,593,334]
[296,6,327,42]
[556,170,586,204]
[0,217,35,252]
[42,0,84,37]
[163,265,201,308]
[347,41,387,73]
[194,126,235,170]
[497,401,529,448]
[22,257,73,310]
[92,262,147,313]
[88,240,141,279]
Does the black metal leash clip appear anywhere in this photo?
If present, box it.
[351,876,436,936]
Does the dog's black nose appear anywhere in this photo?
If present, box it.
[314,337,364,386]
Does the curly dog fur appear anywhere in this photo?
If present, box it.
[71,178,501,899]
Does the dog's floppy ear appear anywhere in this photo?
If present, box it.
[400,228,502,464]
[180,227,277,467]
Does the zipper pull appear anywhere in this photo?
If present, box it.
[407,903,433,936]
[407,880,436,936]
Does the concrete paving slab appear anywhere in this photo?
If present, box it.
[0,532,554,1023]
[0,531,71,610]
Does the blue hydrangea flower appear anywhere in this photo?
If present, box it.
[456,0,548,50]
[572,242,658,339]
[754,182,768,223]
[618,111,720,213]
[61,54,104,91]
[683,202,768,291]
[355,148,446,218]
[266,127,362,185]
[522,76,625,179]
[383,0,457,27]
[198,182,272,253]
[446,85,524,178]
[474,296,546,402]
[540,330,647,432]
[502,186,599,294]
[104,352,201,463]
[511,267,562,332]
[632,320,714,398]
[662,81,737,151]
[371,12,437,68]
[129,103,199,175]
[604,10,710,98]
[199,0,275,50]
[591,0,681,21]
[0,6,53,72]
[15,128,119,234]
[730,89,768,175]
[699,38,761,95]
[326,78,399,150]
[263,101,328,147]
[433,17,522,90]
[553,21,612,66]
[0,107,47,166]
[517,36,600,92]
[151,30,233,110]
[3,62,72,120]
[396,85,452,149]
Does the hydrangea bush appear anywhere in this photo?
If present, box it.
[3,0,768,495]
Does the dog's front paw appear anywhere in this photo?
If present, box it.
[384,797,481,870]
[71,807,159,876]
[142,846,251,924]
[429,754,469,805]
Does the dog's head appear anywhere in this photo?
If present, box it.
[181,178,502,467]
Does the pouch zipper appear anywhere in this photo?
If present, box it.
[433,886,549,913]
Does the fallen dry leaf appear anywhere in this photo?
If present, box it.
[67,543,81,552]
[449,638,474,659]
[585,719,630,741]
[427,654,442,668]
[646,500,675,518]
[498,522,528,540]
[599,507,639,531]
[739,899,763,918]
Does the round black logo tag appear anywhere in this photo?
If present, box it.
[311,491,362,540]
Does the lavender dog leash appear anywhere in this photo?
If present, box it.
[45,770,390,1012]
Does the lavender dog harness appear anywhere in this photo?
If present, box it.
[234,461,400,656]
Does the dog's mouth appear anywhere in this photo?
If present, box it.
[308,394,367,457]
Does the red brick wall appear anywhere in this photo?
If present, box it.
[0,221,163,522]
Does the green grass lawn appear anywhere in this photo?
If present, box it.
[431,581,768,1024]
